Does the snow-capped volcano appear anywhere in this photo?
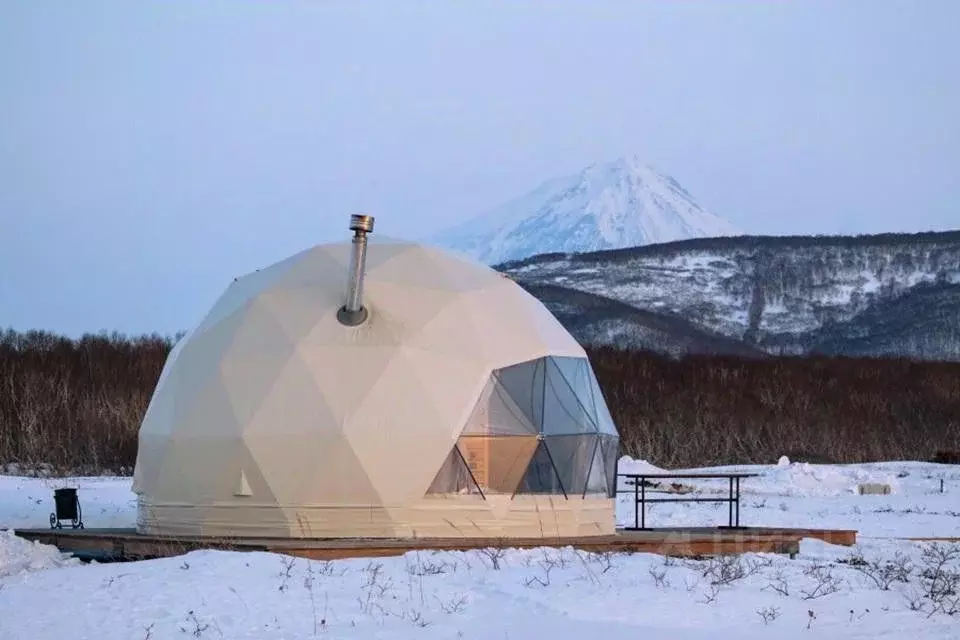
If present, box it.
[431,154,741,265]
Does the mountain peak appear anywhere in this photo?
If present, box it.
[431,155,740,265]
[587,152,653,174]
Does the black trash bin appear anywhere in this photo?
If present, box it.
[54,488,78,520]
[50,487,82,529]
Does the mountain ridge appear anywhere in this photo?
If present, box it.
[499,229,960,360]
[497,229,960,269]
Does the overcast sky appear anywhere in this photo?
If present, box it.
[2,1,957,336]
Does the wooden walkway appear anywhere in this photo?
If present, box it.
[14,526,856,562]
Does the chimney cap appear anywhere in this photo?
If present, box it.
[349,214,375,234]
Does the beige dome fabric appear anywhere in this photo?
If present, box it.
[133,238,620,539]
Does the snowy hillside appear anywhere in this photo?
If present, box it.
[501,231,960,360]
[5,459,960,638]
[432,154,740,265]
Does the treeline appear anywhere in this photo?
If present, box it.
[590,346,960,467]
[0,330,172,474]
[2,330,959,474]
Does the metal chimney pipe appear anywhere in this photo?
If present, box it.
[337,214,375,326]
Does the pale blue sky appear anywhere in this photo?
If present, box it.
[2,1,957,336]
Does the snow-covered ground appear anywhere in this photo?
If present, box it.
[3,458,960,639]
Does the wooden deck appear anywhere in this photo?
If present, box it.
[14,526,856,562]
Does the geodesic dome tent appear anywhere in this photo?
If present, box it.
[132,216,620,539]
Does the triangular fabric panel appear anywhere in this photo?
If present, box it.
[583,438,606,495]
[494,358,546,432]
[543,434,597,497]
[219,299,299,429]
[542,357,599,435]
[461,378,540,436]
[515,440,566,495]
[457,435,538,494]
[425,447,483,496]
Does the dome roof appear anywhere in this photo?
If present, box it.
[133,235,619,539]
